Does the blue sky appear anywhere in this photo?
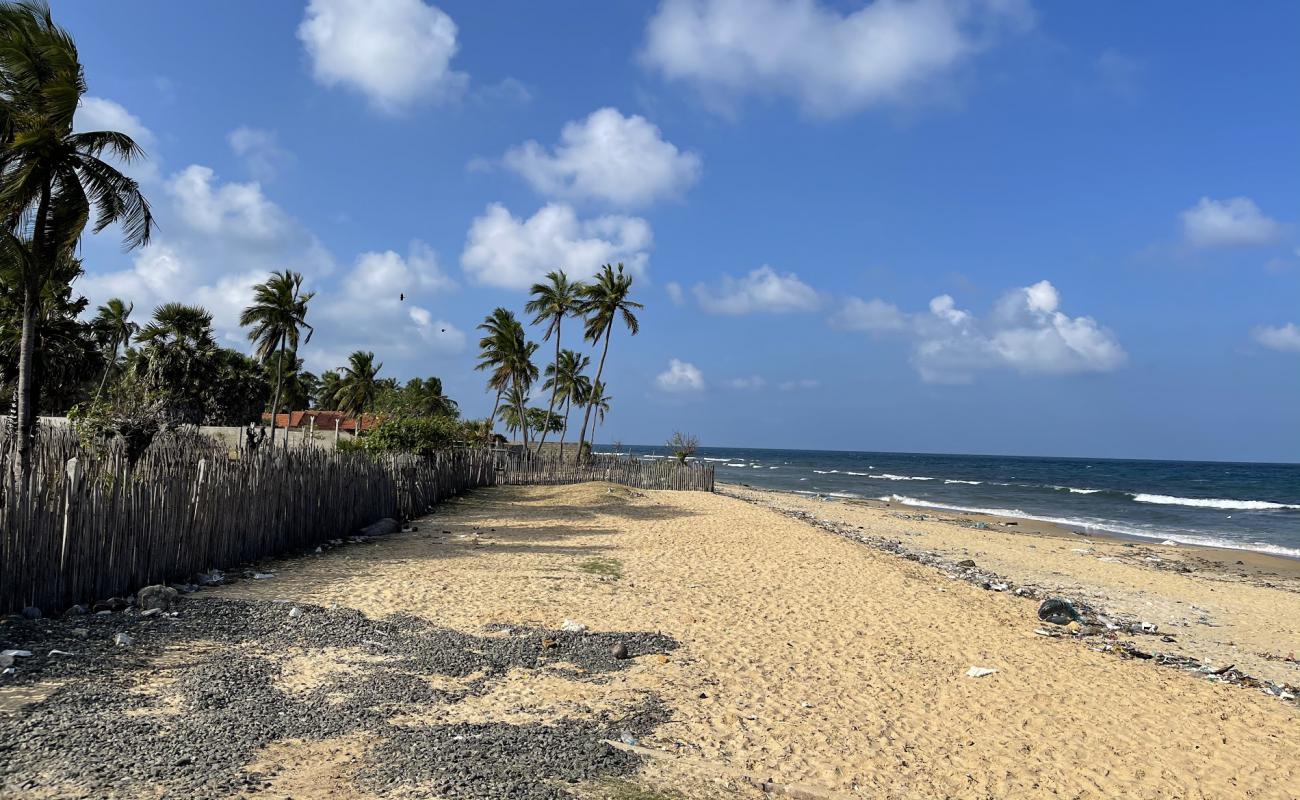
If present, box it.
[56,0,1299,461]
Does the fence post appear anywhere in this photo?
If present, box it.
[60,457,80,573]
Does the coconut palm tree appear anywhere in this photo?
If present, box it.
[524,269,583,453]
[240,270,314,443]
[575,263,641,459]
[91,297,136,400]
[542,348,589,459]
[132,303,217,422]
[333,350,382,421]
[499,383,529,443]
[585,380,611,447]
[0,2,154,473]
[315,369,342,410]
[475,307,521,433]
[500,331,538,448]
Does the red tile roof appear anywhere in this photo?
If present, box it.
[261,411,378,432]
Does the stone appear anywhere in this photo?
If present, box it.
[93,597,127,613]
[142,608,163,618]
[359,518,400,537]
[114,632,134,647]
[21,606,42,620]
[0,654,11,668]
[1038,597,1081,626]
[288,607,302,619]
[2,649,33,658]
[611,642,629,660]
[197,569,225,586]
[63,604,87,617]
[957,559,976,568]
[560,619,587,633]
[138,585,180,612]
[71,628,89,639]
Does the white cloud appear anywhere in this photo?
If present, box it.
[228,126,291,181]
[727,375,766,390]
[693,266,820,314]
[640,0,1032,117]
[834,280,1125,383]
[298,0,467,112]
[656,358,705,392]
[665,281,685,306]
[75,96,159,182]
[1253,323,1300,353]
[1181,197,1286,248]
[829,296,907,331]
[167,165,290,243]
[461,202,652,290]
[502,107,701,207]
[779,378,820,391]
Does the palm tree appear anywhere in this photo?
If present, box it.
[499,383,529,443]
[315,369,342,410]
[542,348,589,459]
[0,2,155,473]
[501,331,538,448]
[132,303,217,422]
[524,269,583,454]
[475,307,521,433]
[333,350,382,421]
[575,263,641,459]
[240,270,314,443]
[585,380,611,446]
[91,297,136,400]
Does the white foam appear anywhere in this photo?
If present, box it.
[944,479,982,485]
[1132,494,1300,511]
[869,473,933,481]
[725,463,747,467]
[844,471,870,476]
[1050,485,1101,494]
[877,495,1300,558]
[812,469,839,474]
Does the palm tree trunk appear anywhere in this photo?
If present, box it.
[513,377,530,449]
[488,385,504,435]
[269,339,285,444]
[558,399,571,461]
[94,340,119,403]
[535,320,562,455]
[15,182,53,478]
[576,326,612,461]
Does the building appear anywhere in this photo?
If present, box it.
[260,410,379,435]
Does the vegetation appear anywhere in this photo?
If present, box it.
[240,270,314,443]
[666,431,699,464]
[575,264,641,458]
[578,556,623,579]
[525,269,583,454]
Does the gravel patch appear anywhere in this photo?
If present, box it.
[0,597,677,799]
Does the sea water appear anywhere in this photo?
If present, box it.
[597,446,1300,558]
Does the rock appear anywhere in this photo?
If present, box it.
[21,606,42,620]
[71,628,89,639]
[288,607,302,619]
[141,608,162,618]
[113,632,134,647]
[957,559,977,568]
[64,604,87,617]
[2,649,33,658]
[359,518,400,537]
[138,585,180,612]
[966,666,997,678]
[0,654,11,668]
[1065,620,1082,633]
[196,569,225,586]
[611,642,629,660]
[990,582,1009,592]
[93,597,127,613]
[1038,597,1081,626]
[560,619,587,633]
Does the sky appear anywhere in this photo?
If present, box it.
[53,0,1299,462]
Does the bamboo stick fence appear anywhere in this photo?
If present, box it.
[497,451,715,492]
[0,430,712,614]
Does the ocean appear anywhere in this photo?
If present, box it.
[598,446,1300,558]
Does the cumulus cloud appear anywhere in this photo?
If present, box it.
[834,280,1125,383]
[1253,323,1300,353]
[228,127,291,181]
[829,296,907,331]
[693,266,820,314]
[640,0,1032,117]
[665,281,685,306]
[461,202,652,290]
[167,165,292,244]
[502,107,701,207]
[1181,197,1286,248]
[298,0,467,112]
[656,358,705,392]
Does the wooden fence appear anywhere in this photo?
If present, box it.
[497,451,715,492]
[0,428,495,614]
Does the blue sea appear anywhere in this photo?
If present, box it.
[598,446,1300,558]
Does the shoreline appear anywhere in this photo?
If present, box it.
[731,482,1300,576]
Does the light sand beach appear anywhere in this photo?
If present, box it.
[208,482,1300,799]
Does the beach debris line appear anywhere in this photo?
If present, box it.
[1038,598,1082,626]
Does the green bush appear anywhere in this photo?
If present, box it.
[361,416,462,457]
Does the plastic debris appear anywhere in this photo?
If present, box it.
[966,666,997,678]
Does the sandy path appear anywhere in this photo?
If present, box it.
[217,483,1300,799]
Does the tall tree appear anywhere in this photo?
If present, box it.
[584,380,611,445]
[502,330,538,448]
[315,369,342,410]
[240,270,314,443]
[542,348,589,459]
[575,263,641,459]
[132,303,218,423]
[0,1,154,474]
[91,297,136,400]
[475,307,520,434]
[333,350,382,420]
[524,269,583,454]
